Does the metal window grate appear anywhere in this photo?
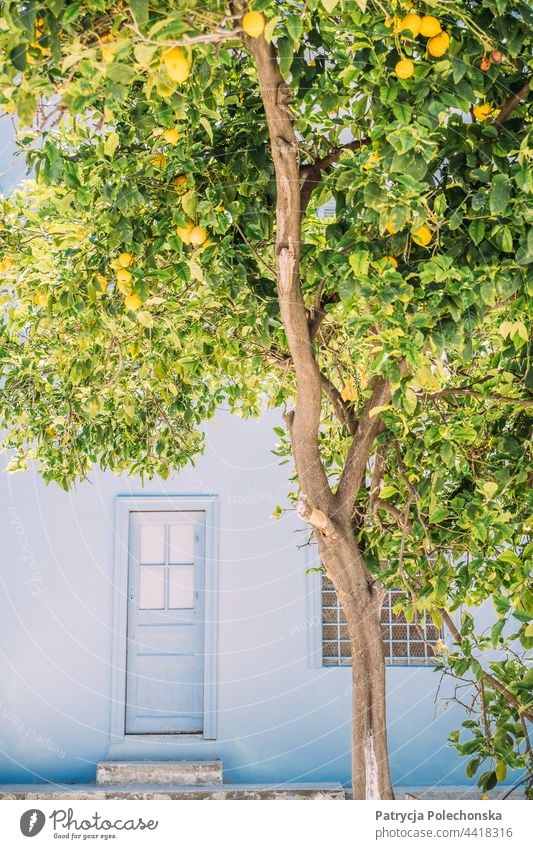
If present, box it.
[321,575,442,667]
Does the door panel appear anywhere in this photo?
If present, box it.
[125,511,205,734]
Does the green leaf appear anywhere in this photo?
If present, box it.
[491,620,505,646]
[466,758,481,778]
[199,116,213,144]
[403,388,418,414]
[448,210,463,231]
[181,190,197,218]
[136,310,153,328]
[321,0,340,12]
[495,761,507,782]
[277,36,293,77]
[493,595,510,617]
[454,658,470,677]
[104,132,120,158]
[17,0,36,34]
[500,227,513,253]
[286,15,303,42]
[263,15,280,43]
[348,250,369,277]
[386,128,417,155]
[429,507,449,523]
[188,260,204,282]
[440,442,455,468]
[130,0,149,27]
[468,220,485,245]
[490,175,511,215]
[62,1,81,25]
[479,481,498,499]
[10,44,27,72]
[369,404,392,418]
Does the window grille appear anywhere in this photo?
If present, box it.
[321,575,442,667]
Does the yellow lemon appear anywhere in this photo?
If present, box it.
[151,153,167,168]
[428,31,450,57]
[173,175,187,192]
[163,128,179,144]
[177,222,195,244]
[384,255,398,267]
[118,252,133,268]
[0,257,14,272]
[116,268,132,289]
[385,219,397,235]
[395,58,415,79]
[412,225,432,246]
[242,10,265,38]
[419,15,441,37]
[101,43,116,64]
[189,226,207,247]
[34,292,48,306]
[473,103,492,121]
[163,46,189,83]
[399,14,421,37]
[125,293,141,311]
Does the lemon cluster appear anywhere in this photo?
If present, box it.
[393,13,450,80]
[177,222,208,248]
[111,252,144,312]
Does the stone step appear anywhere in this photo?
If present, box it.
[96,760,223,786]
[0,782,345,800]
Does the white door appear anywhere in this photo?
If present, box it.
[125,511,205,734]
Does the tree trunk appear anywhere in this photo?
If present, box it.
[318,529,395,800]
[243,21,394,800]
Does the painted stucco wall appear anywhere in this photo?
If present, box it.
[0,409,476,788]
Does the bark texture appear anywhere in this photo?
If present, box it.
[318,529,394,800]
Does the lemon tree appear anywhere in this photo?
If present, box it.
[0,0,531,798]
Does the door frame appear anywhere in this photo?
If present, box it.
[110,495,219,742]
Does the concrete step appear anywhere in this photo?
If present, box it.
[0,782,345,800]
[96,760,223,786]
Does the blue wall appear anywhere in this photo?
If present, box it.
[0,410,476,788]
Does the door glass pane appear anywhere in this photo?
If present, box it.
[169,523,195,564]
[139,567,165,609]
[168,566,194,608]
[140,524,165,564]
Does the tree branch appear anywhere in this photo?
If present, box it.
[336,376,392,510]
[242,15,333,509]
[297,494,338,539]
[265,346,357,435]
[320,372,358,435]
[493,80,530,129]
[300,138,370,213]
[439,609,533,722]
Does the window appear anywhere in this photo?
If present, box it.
[321,575,442,667]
